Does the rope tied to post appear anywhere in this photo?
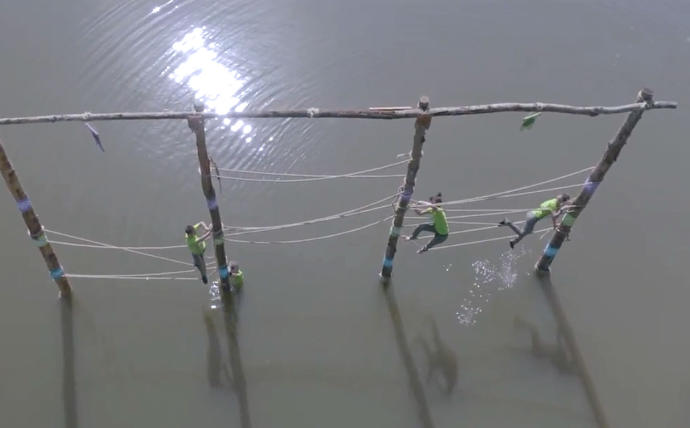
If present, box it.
[29,227,48,247]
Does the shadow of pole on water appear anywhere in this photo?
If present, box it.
[60,297,78,428]
[204,289,252,428]
[537,275,609,428]
[382,283,435,428]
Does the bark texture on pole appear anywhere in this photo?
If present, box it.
[187,105,231,291]
[0,139,71,297]
[380,97,431,280]
[0,100,676,125]
[535,89,654,273]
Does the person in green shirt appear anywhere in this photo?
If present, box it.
[229,261,244,291]
[499,194,570,249]
[186,222,211,284]
[405,193,449,253]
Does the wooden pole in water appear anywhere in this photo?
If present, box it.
[187,104,231,291]
[535,88,654,273]
[380,97,432,281]
[0,139,71,297]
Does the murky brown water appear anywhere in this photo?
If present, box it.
[1,1,689,427]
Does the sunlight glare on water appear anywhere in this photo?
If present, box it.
[169,27,254,142]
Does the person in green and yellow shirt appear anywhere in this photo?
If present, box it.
[229,261,244,291]
[405,193,449,253]
[499,194,570,249]
[186,222,211,284]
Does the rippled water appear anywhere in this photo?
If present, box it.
[1,1,689,427]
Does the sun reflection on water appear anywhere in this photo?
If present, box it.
[169,27,254,142]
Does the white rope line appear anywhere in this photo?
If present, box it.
[431,166,593,207]
[406,221,527,238]
[409,210,529,222]
[222,192,399,235]
[214,173,404,183]
[65,274,198,281]
[44,228,192,267]
[216,157,409,181]
[429,227,553,251]
[442,208,533,213]
[226,216,393,244]
[40,167,590,257]
[72,268,197,277]
[49,239,188,250]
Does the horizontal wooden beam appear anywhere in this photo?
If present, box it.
[0,100,676,125]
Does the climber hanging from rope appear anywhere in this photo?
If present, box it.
[405,193,450,253]
[498,194,570,249]
[185,222,211,284]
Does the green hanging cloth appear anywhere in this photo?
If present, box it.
[520,112,541,131]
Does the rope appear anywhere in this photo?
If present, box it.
[214,173,404,183]
[48,240,187,250]
[429,227,552,251]
[442,208,533,213]
[66,274,197,281]
[409,210,529,222]
[225,216,393,244]
[216,158,408,180]
[407,221,527,237]
[424,166,593,207]
[45,228,191,266]
[222,192,399,235]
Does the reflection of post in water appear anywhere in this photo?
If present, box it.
[537,276,609,428]
[204,289,252,428]
[414,317,458,395]
[204,309,230,388]
[513,316,574,374]
[60,296,78,428]
[383,284,435,428]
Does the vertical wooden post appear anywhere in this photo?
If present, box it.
[536,89,654,273]
[187,104,231,291]
[0,139,71,297]
[380,97,431,281]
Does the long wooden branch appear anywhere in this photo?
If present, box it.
[0,101,676,125]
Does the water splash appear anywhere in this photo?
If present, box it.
[456,246,529,326]
[208,281,221,309]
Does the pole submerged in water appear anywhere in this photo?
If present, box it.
[187,104,232,291]
[535,88,654,274]
[0,139,71,297]
[380,96,431,281]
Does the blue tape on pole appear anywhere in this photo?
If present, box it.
[218,265,229,279]
[17,198,32,213]
[544,245,558,258]
[29,230,48,247]
[390,226,401,237]
[583,179,601,194]
[207,197,218,210]
[382,257,394,268]
[50,266,65,280]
